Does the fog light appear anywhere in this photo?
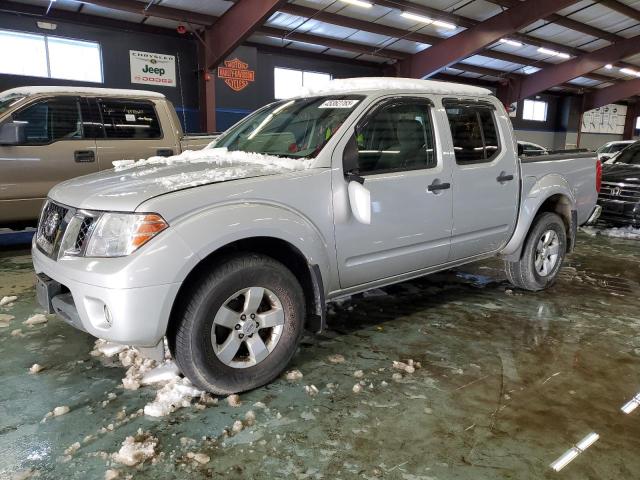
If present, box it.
[104,305,113,327]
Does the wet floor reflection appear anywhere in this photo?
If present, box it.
[1,232,639,479]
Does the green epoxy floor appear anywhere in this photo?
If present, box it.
[1,232,639,479]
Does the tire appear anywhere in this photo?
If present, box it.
[170,253,305,394]
[504,212,567,292]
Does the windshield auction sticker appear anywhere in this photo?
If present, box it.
[318,99,360,109]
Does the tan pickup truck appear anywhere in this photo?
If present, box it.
[0,86,217,228]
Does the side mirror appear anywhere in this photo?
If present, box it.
[348,181,371,225]
[600,155,610,162]
[343,132,370,224]
[0,122,25,145]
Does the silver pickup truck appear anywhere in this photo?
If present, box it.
[32,78,601,394]
[0,86,217,228]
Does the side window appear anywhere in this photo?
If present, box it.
[355,101,436,174]
[445,104,501,164]
[98,100,161,139]
[12,98,82,145]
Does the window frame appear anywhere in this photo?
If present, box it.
[443,99,502,166]
[7,95,86,146]
[522,99,548,122]
[0,28,103,83]
[353,96,438,176]
[273,66,332,100]
[96,98,164,141]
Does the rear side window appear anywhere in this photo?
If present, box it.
[445,103,501,164]
[12,97,82,145]
[98,100,161,139]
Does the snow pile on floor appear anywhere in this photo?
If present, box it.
[111,429,157,466]
[0,295,17,306]
[24,314,48,326]
[285,369,303,381]
[42,405,70,422]
[581,226,640,240]
[143,379,203,417]
[327,354,345,364]
[0,314,14,328]
[299,77,490,97]
[91,339,206,417]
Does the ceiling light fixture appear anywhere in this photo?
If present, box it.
[500,38,523,47]
[400,11,456,29]
[537,47,570,59]
[604,64,613,69]
[620,67,640,77]
[339,0,373,8]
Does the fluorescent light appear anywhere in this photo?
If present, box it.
[340,0,373,8]
[605,64,613,69]
[500,38,523,47]
[432,20,457,29]
[621,393,640,414]
[401,11,433,23]
[538,47,571,59]
[620,67,640,77]
[400,11,456,29]
[550,433,599,472]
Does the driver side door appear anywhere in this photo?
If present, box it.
[332,97,453,289]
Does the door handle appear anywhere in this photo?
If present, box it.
[497,172,514,183]
[427,181,451,192]
[156,149,174,157]
[74,150,95,163]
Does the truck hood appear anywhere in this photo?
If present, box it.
[602,163,640,184]
[49,148,313,211]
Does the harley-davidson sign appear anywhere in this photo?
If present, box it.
[217,58,255,92]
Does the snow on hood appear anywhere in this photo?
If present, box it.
[299,77,491,97]
[49,147,313,211]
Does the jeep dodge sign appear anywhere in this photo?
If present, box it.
[130,50,176,87]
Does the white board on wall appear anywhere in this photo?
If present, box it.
[129,50,176,88]
[581,104,627,134]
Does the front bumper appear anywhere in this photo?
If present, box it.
[598,200,640,227]
[32,243,182,347]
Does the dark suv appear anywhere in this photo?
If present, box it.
[599,141,640,227]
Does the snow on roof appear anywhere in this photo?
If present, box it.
[0,86,165,99]
[299,77,492,97]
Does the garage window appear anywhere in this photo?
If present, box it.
[274,67,331,100]
[99,100,161,139]
[522,99,548,121]
[0,29,103,83]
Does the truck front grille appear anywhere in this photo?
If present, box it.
[36,201,71,257]
[599,181,640,203]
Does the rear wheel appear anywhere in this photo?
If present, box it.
[505,212,567,291]
[170,254,305,394]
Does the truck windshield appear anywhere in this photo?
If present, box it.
[611,143,640,165]
[0,93,25,116]
[212,96,364,159]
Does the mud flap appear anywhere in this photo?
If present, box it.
[568,209,578,253]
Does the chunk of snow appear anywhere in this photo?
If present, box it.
[10,328,22,337]
[231,420,244,433]
[0,314,14,327]
[29,364,44,374]
[64,442,80,456]
[111,430,157,466]
[581,225,640,240]
[140,361,181,385]
[0,295,17,306]
[143,378,203,417]
[353,370,364,378]
[104,469,120,480]
[187,452,210,465]
[392,373,403,382]
[91,340,127,357]
[304,385,319,397]
[352,384,363,394]
[285,369,303,381]
[245,410,256,426]
[299,77,491,97]
[24,314,48,326]
[392,361,415,374]
[226,394,242,407]
[327,354,345,364]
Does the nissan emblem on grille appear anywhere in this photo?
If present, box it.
[611,187,621,196]
[44,211,61,238]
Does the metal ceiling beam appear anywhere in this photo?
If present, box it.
[73,0,217,25]
[598,0,640,23]
[485,0,620,43]
[584,78,640,110]
[203,0,287,70]
[396,0,579,78]
[509,35,640,103]
[279,3,611,84]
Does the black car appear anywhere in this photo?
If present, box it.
[598,141,640,227]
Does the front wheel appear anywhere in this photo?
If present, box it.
[505,212,567,291]
[169,254,305,394]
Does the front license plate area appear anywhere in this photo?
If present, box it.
[35,273,63,314]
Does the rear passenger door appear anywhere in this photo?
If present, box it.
[444,100,519,260]
[93,98,177,168]
[0,96,98,219]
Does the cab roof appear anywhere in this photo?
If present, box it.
[1,86,165,99]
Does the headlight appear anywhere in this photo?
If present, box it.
[84,212,168,257]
